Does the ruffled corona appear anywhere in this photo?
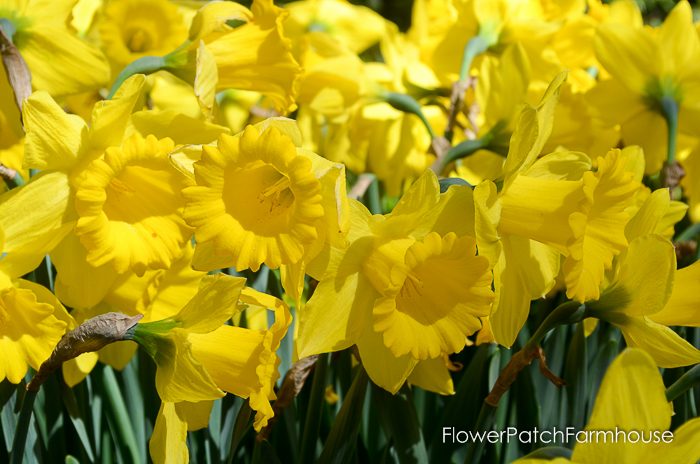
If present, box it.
[371,232,492,359]
[0,285,66,383]
[99,0,188,70]
[563,149,641,302]
[73,134,192,276]
[184,125,324,272]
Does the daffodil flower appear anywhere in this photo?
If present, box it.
[130,273,292,461]
[516,349,700,463]
[588,0,700,174]
[297,170,493,393]
[97,0,188,74]
[585,235,700,368]
[182,117,348,301]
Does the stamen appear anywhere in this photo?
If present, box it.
[400,272,423,298]
[259,176,291,199]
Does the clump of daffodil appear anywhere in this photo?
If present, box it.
[0,0,109,96]
[298,170,493,394]
[588,0,700,174]
[97,0,189,73]
[183,118,348,300]
[516,349,700,463]
[128,273,291,462]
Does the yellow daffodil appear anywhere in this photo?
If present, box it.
[183,118,348,300]
[0,0,110,96]
[517,349,700,464]
[131,274,291,430]
[154,0,302,117]
[98,0,188,73]
[72,133,192,275]
[587,0,700,173]
[586,235,700,368]
[298,170,493,393]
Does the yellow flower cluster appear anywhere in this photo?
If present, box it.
[1,0,700,462]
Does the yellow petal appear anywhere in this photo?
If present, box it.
[502,72,566,182]
[594,22,657,93]
[131,109,229,145]
[176,401,213,432]
[22,91,86,170]
[21,26,110,96]
[407,356,455,395]
[490,236,560,348]
[297,271,376,358]
[62,352,99,388]
[149,402,189,464]
[356,326,417,394]
[194,40,218,119]
[625,188,687,241]
[647,417,700,464]
[174,274,246,333]
[572,349,671,463]
[617,317,700,368]
[154,329,224,403]
[596,235,675,318]
[51,233,119,309]
[0,172,75,278]
[651,260,700,327]
[88,74,145,152]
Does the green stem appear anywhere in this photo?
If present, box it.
[434,136,491,174]
[660,95,679,165]
[0,18,16,42]
[524,301,586,352]
[459,36,490,82]
[107,55,166,99]
[381,91,436,139]
[9,389,37,464]
[666,364,700,402]
[299,353,329,464]
[367,178,382,215]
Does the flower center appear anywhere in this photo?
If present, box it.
[124,28,153,53]
[223,162,296,236]
[398,272,423,299]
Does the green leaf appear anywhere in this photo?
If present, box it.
[520,446,573,460]
[318,366,369,464]
[98,366,140,464]
[374,386,428,464]
[121,359,145,461]
[63,385,95,462]
[429,345,495,462]
[299,354,328,464]
[564,323,587,430]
